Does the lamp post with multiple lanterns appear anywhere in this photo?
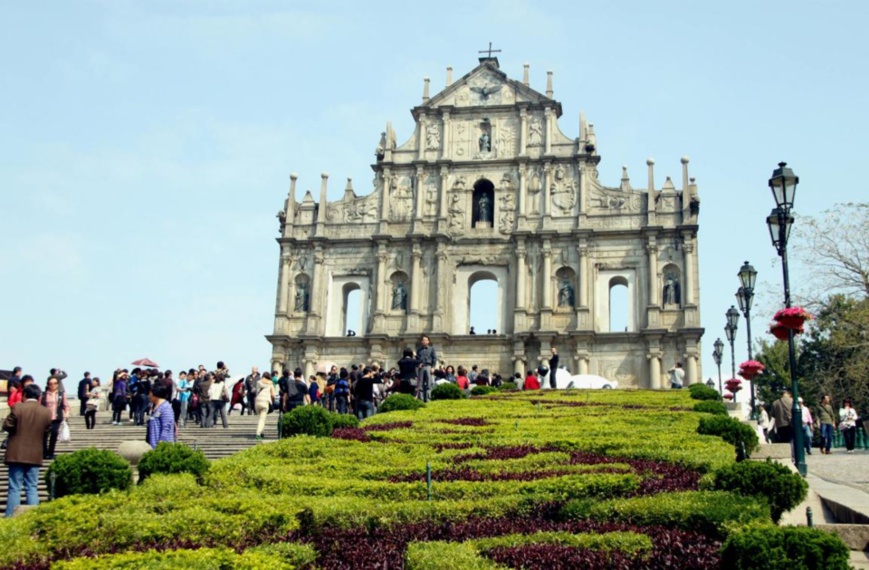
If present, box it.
[712,338,724,395]
[765,162,806,477]
[724,306,740,387]
[736,261,758,416]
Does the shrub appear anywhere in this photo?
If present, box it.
[53,543,317,570]
[137,442,210,483]
[280,405,334,437]
[720,524,850,570]
[470,386,498,396]
[697,415,759,454]
[560,491,768,539]
[378,393,425,413]
[498,381,518,391]
[693,400,728,416]
[431,383,466,400]
[712,459,807,523]
[689,384,721,401]
[46,448,132,498]
[330,413,360,430]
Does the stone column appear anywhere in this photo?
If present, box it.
[686,353,698,385]
[683,238,695,304]
[647,241,659,305]
[442,111,451,160]
[277,253,291,314]
[437,166,450,233]
[544,107,553,155]
[433,246,448,330]
[417,113,427,161]
[380,168,390,223]
[649,354,662,389]
[578,243,589,307]
[517,164,527,222]
[515,242,527,309]
[519,107,528,156]
[376,246,388,315]
[543,162,552,218]
[414,166,425,221]
[410,244,421,313]
[542,241,552,309]
[309,248,325,333]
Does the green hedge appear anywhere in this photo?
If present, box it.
[720,524,850,570]
[431,383,466,400]
[53,543,318,570]
[378,393,425,413]
[693,400,728,416]
[470,386,498,396]
[711,459,807,523]
[697,415,759,455]
[330,412,360,429]
[138,442,209,483]
[689,384,721,401]
[560,491,768,539]
[46,448,132,498]
[280,405,334,437]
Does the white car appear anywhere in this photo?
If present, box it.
[539,368,618,390]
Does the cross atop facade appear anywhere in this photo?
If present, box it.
[478,42,501,58]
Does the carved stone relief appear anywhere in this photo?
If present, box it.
[528,116,544,146]
[448,193,465,235]
[550,163,577,215]
[499,191,516,234]
[425,123,440,150]
[389,174,413,221]
[424,172,438,216]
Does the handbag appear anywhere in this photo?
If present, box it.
[59,421,71,443]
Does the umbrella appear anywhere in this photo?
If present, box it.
[131,358,160,368]
[315,361,337,375]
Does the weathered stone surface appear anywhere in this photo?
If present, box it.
[269,58,703,385]
[117,440,152,466]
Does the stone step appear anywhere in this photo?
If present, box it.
[1,411,279,513]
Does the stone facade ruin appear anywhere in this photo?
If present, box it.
[267,57,704,387]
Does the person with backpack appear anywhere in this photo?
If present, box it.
[245,366,260,416]
[254,372,276,441]
[133,371,152,426]
[334,368,351,414]
[196,373,213,428]
[40,376,69,460]
[76,372,93,417]
[282,368,309,413]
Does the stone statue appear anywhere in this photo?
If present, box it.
[426,125,440,150]
[294,281,310,312]
[529,118,543,146]
[663,273,681,305]
[479,132,491,152]
[478,194,491,223]
[558,279,575,308]
[392,282,408,310]
[276,210,286,233]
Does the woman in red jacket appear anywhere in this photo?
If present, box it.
[523,371,540,391]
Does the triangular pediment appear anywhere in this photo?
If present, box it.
[423,61,554,111]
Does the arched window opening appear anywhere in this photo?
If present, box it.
[472,179,495,228]
[469,274,498,334]
[344,283,362,337]
[608,277,629,332]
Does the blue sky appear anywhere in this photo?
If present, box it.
[2,0,865,384]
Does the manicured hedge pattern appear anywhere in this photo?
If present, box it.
[0,389,840,569]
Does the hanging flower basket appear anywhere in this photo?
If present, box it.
[739,360,765,379]
[774,306,814,330]
[725,378,743,393]
[769,322,803,340]
[723,392,733,401]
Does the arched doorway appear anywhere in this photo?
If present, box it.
[608,277,629,332]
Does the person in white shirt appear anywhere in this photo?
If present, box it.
[668,362,685,389]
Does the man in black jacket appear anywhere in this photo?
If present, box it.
[77,372,93,416]
[548,347,559,389]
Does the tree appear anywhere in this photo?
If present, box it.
[753,339,796,407]
[792,203,869,305]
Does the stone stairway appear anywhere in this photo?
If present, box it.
[0,409,276,514]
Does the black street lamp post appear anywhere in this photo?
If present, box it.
[765,162,806,477]
[737,261,758,416]
[712,338,724,395]
[725,306,740,393]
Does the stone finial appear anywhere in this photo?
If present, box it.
[446,66,453,86]
[546,70,553,98]
[681,156,690,192]
[345,177,353,191]
[523,63,530,85]
[620,165,632,191]
[647,159,655,192]
[423,77,430,103]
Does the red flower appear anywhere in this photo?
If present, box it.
[739,360,765,378]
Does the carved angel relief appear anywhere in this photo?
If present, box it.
[389,175,413,221]
[469,77,503,106]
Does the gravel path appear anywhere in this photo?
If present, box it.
[803,447,869,491]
